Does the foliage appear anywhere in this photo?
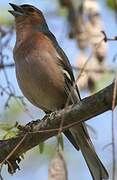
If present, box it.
[107,0,117,11]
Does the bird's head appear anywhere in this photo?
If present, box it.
[9,3,46,28]
[8,3,48,42]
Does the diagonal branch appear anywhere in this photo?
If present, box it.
[0,82,116,173]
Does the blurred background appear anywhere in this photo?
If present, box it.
[0,0,117,179]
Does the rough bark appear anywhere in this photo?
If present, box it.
[0,83,116,173]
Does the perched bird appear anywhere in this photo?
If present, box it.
[9,3,108,180]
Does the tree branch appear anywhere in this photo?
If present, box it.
[0,82,116,173]
[0,63,14,69]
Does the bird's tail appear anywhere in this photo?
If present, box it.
[67,123,109,180]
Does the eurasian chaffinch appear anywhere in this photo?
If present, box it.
[9,3,108,180]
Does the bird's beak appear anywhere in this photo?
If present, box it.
[8,3,24,17]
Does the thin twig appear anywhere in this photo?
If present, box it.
[0,63,14,69]
[72,66,115,74]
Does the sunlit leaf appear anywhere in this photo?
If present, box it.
[39,142,45,154]
[0,123,15,131]
[2,130,18,140]
[107,0,117,11]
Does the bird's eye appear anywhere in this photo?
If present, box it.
[21,5,35,13]
[27,7,35,12]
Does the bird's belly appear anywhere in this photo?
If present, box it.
[16,64,66,112]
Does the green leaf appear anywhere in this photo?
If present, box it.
[57,134,64,150]
[0,123,14,131]
[39,142,45,154]
[2,130,18,140]
[59,8,68,17]
[95,72,114,92]
[107,0,117,11]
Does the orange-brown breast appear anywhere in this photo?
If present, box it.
[14,32,67,112]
